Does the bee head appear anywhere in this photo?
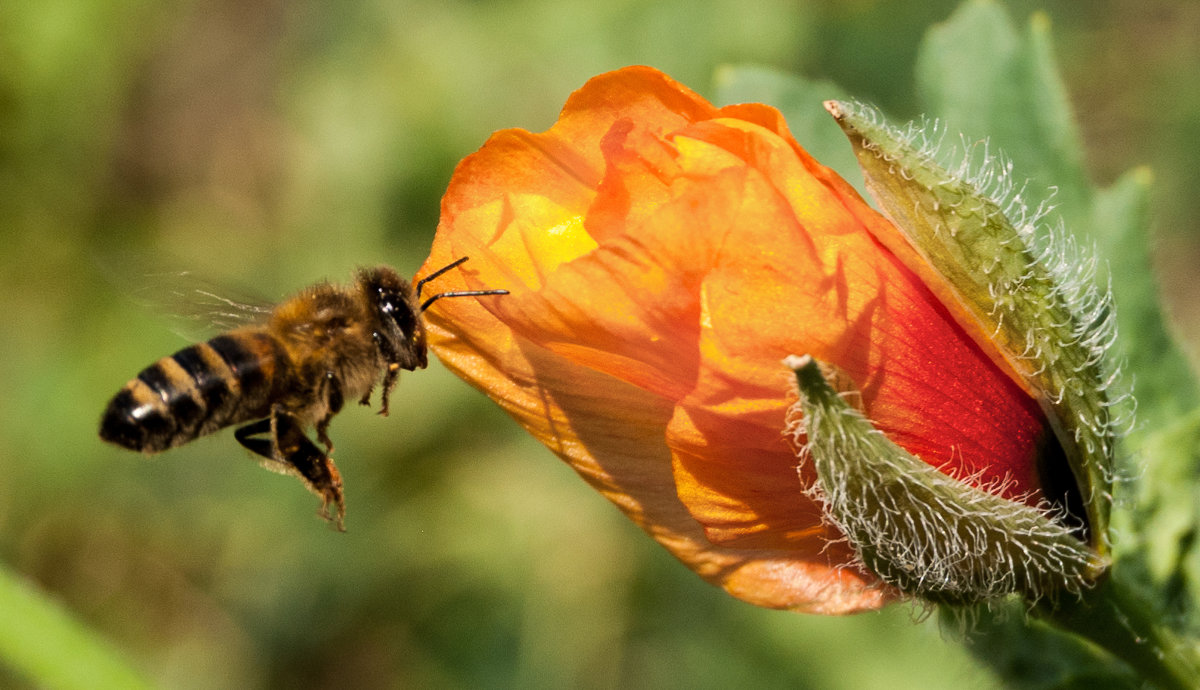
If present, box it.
[361,258,507,375]
[360,267,427,371]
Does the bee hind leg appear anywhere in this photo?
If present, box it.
[234,410,346,531]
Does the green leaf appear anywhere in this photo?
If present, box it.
[915,0,1021,138]
[915,2,1199,424]
[953,603,1138,690]
[1091,168,1200,423]
[1120,407,1200,635]
[915,0,1089,219]
[1022,11,1089,197]
[0,564,153,690]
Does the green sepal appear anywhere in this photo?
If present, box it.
[787,354,1106,605]
[825,100,1119,555]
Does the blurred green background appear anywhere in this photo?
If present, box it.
[2,0,1197,687]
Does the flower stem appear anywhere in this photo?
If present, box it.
[1041,572,1200,689]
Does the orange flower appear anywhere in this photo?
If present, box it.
[417,66,1057,614]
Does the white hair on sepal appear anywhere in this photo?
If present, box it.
[784,355,1106,608]
[832,99,1134,504]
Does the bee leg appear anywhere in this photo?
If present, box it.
[315,372,344,453]
[370,332,397,416]
[377,363,400,417]
[315,419,334,453]
[357,381,375,407]
[233,417,275,458]
[355,364,398,416]
[274,415,346,531]
[234,410,346,531]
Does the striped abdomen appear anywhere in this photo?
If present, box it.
[100,332,290,453]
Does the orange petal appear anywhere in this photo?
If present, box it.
[423,245,889,613]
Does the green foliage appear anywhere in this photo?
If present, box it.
[0,568,151,689]
[947,604,1138,689]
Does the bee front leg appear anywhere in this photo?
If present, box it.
[234,408,346,531]
[377,363,400,417]
[369,331,398,416]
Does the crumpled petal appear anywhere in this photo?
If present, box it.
[418,66,1054,613]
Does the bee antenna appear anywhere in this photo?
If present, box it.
[420,289,509,312]
[416,256,471,298]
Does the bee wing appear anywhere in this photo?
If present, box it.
[134,270,274,335]
[99,250,276,340]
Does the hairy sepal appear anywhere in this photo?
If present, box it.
[786,355,1106,605]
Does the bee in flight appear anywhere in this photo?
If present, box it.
[99,257,506,530]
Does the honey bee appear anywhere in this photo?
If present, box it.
[99,257,506,529]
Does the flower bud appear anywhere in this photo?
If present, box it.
[419,67,1121,612]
